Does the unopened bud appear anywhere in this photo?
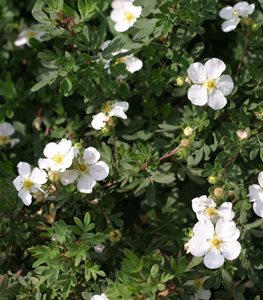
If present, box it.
[251,22,261,32]
[48,171,60,182]
[101,127,110,135]
[94,244,105,254]
[176,148,188,159]
[183,127,194,137]
[180,139,190,148]
[176,76,185,86]
[208,175,217,185]
[213,187,225,199]
[236,128,250,140]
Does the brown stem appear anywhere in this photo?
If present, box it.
[236,31,249,77]
[159,146,181,161]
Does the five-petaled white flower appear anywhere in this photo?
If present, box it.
[192,195,234,223]
[14,28,44,47]
[219,1,255,33]
[187,219,241,269]
[0,122,19,147]
[100,40,143,74]
[60,147,109,193]
[38,139,74,172]
[110,1,142,32]
[90,294,109,300]
[249,171,263,217]
[187,58,234,110]
[185,277,211,300]
[91,101,129,130]
[13,162,47,206]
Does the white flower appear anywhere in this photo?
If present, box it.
[110,1,142,32]
[188,219,241,269]
[112,0,134,9]
[38,139,74,172]
[13,162,47,206]
[186,277,211,300]
[90,294,109,300]
[0,122,19,146]
[91,101,129,130]
[187,58,234,110]
[60,147,109,193]
[219,2,255,32]
[14,29,44,47]
[100,40,143,74]
[192,195,234,223]
[249,172,263,217]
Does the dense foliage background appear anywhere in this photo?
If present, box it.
[0,0,263,299]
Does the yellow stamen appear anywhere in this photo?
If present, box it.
[52,153,64,164]
[206,207,217,217]
[194,279,203,289]
[203,79,217,91]
[23,179,33,190]
[0,135,10,144]
[27,31,36,38]
[102,102,113,114]
[116,56,128,64]
[78,163,87,172]
[124,11,135,23]
[210,235,222,249]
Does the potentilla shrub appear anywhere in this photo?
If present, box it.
[0,0,263,299]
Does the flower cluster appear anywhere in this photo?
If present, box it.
[0,122,19,147]
[13,139,109,205]
[110,0,142,32]
[186,195,241,269]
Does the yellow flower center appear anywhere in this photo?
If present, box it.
[194,279,203,289]
[23,179,33,190]
[52,153,64,164]
[206,207,217,217]
[203,79,217,91]
[78,163,88,172]
[116,56,128,64]
[210,235,222,249]
[102,102,113,114]
[0,135,10,144]
[27,31,36,38]
[124,11,135,23]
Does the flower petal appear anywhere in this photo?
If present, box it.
[217,202,235,220]
[91,112,108,130]
[234,1,254,17]
[187,62,206,84]
[38,158,50,170]
[110,9,124,22]
[253,201,263,218]
[219,6,234,20]
[13,176,24,191]
[110,101,129,119]
[207,89,227,110]
[217,75,234,96]
[249,184,263,202]
[222,19,239,33]
[187,85,208,106]
[221,241,241,260]
[0,122,15,136]
[197,289,211,300]
[43,142,59,158]
[77,175,96,193]
[258,171,263,187]
[89,161,109,181]
[60,170,78,185]
[31,168,48,185]
[114,21,131,32]
[83,147,100,165]
[215,219,240,241]
[188,236,210,257]
[204,249,225,269]
[125,57,143,73]
[17,162,31,177]
[204,58,226,79]
[58,139,72,156]
[18,189,32,206]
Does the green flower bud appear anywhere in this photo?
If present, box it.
[176,76,185,86]
[208,175,217,184]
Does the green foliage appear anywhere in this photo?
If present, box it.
[0,0,263,299]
